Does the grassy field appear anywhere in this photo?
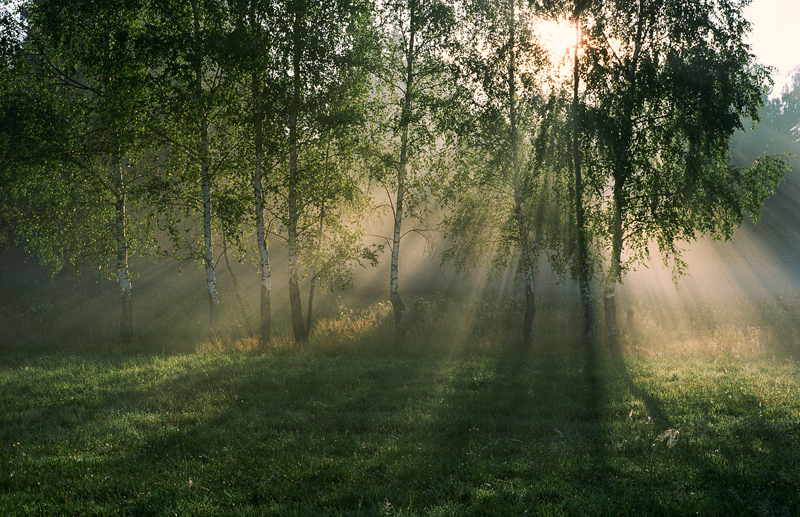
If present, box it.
[2,335,799,515]
[2,255,800,514]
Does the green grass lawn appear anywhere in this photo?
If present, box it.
[1,343,799,515]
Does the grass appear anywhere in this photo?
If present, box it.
[1,339,799,515]
[2,258,800,514]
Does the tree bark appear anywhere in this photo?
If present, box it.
[390,0,416,341]
[201,121,220,338]
[252,71,271,347]
[288,3,308,345]
[306,200,325,335]
[517,211,536,349]
[605,1,643,350]
[605,177,623,349]
[507,0,535,348]
[113,151,133,345]
[306,272,318,335]
[192,0,220,339]
[572,20,596,343]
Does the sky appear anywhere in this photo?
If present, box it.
[744,0,800,95]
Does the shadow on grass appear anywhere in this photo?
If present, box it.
[604,333,800,515]
[2,334,799,514]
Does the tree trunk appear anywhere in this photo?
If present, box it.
[572,20,596,342]
[222,232,251,334]
[288,4,307,345]
[519,231,536,349]
[252,71,271,347]
[201,120,220,338]
[306,200,325,335]
[113,152,133,345]
[508,0,535,348]
[605,178,624,349]
[192,0,220,339]
[306,273,318,335]
[389,158,406,340]
[390,0,416,341]
[605,0,644,351]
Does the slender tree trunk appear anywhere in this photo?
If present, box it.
[605,177,624,349]
[113,152,133,344]
[222,232,252,334]
[201,119,220,338]
[572,20,596,342]
[306,273,318,335]
[288,4,308,345]
[389,163,406,340]
[516,201,536,349]
[306,200,325,335]
[192,0,219,339]
[252,72,271,347]
[507,0,535,348]
[390,0,416,341]
[605,0,643,350]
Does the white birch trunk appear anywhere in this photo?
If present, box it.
[202,136,220,338]
[113,153,133,344]
[253,70,271,346]
[287,5,308,344]
[254,150,271,346]
[390,0,416,341]
[192,0,219,339]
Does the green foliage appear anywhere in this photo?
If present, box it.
[0,0,159,278]
[438,0,572,279]
[581,0,788,279]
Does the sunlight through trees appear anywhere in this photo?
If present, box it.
[0,0,791,347]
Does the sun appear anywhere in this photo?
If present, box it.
[536,18,578,65]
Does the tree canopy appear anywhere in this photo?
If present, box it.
[0,0,789,347]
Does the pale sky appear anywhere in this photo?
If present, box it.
[744,0,800,95]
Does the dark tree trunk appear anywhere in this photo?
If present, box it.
[288,3,307,345]
[508,0,535,348]
[306,273,317,335]
[572,20,595,343]
[605,178,624,350]
[522,260,535,349]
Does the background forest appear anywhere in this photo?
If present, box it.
[0,0,797,355]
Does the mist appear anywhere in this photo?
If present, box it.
[3,139,799,359]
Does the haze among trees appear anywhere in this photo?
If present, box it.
[0,0,792,348]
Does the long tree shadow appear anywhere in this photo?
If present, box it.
[406,340,617,513]
[601,331,800,515]
[3,339,798,514]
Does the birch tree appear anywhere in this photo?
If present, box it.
[2,0,153,344]
[144,0,239,339]
[226,0,283,346]
[580,0,787,346]
[271,0,374,345]
[373,0,456,340]
[439,0,570,348]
